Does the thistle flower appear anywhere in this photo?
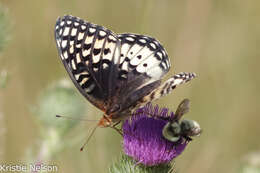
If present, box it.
[122,103,188,166]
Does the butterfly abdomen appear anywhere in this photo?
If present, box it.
[139,72,196,105]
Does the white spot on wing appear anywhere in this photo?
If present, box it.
[108,35,116,42]
[93,67,98,72]
[93,55,101,63]
[69,46,73,53]
[99,30,106,37]
[61,40,67,48]
[81,25,86,30]
[60,21,65,26]
[126,37,135,42]
[71,59,76,70]
[69,41,74,46]
[77,32,84,41]
[80,77,89,86]
[85,83,95,93]
[59,29,63,35]
[94,39,104,49]
[82,49,90,57]
[75,74,80,80]
[75,71,89,80]
[102,63,109,69]
[71,28,77,36]
[173,78,185,85]
[157,52,163,59]
[56,40,61,48]
[63,27,70,36]
[63,51,68,59]
[150,42,157,49]
[89,27,96,33]
[76,44,81,48]
[166,59,170,68]
[76,53,81,63]
[162,50,166,57]
[84,36,94,44]
[139,39,146,44]
[113,45,121,64]
[60,54,64,60]
[161,61,167,70]
[80,71,89,75]
[121,61,129,71]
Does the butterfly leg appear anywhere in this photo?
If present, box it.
[110,121,123,136]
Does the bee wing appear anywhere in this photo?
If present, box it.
[174,98,190,121]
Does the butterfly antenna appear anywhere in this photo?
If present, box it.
[80,124,99,151]
[56,114,98,122]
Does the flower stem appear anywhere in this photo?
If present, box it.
[109,154,175,173]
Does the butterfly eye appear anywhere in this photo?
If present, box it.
[162,122,181,142]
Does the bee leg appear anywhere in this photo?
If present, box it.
[184,136,193,142]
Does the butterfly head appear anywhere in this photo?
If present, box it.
[98,114,113,127]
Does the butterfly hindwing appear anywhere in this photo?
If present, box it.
[112,34,171,113]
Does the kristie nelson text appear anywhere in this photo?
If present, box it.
[0,163,58,172]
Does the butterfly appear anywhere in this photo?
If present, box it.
[54,15,196,128]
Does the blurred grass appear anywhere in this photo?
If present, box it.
[0,2,10,163]
[0,0,259,172]
[0,4,10,52]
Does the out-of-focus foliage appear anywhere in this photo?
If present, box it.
[0,4,10,88]
[239,152,260,173]
[27,79,87,161]
[34,79,86,136]
[1,0,259,173]
[0,70,9,89]
[0,4,10,52]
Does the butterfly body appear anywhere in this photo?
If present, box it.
[55,15,196,127]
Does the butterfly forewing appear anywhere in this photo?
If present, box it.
[55,15,121,111]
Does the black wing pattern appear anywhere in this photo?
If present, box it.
[55,15,170,116]
[113,33,170,115]
[55,15,122,111]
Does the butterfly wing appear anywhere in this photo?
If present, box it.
[109,33,171,116]
[55,15,121,111]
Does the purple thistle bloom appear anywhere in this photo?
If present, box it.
[122,103,188,166]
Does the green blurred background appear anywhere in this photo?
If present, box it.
[1,0,260,172]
